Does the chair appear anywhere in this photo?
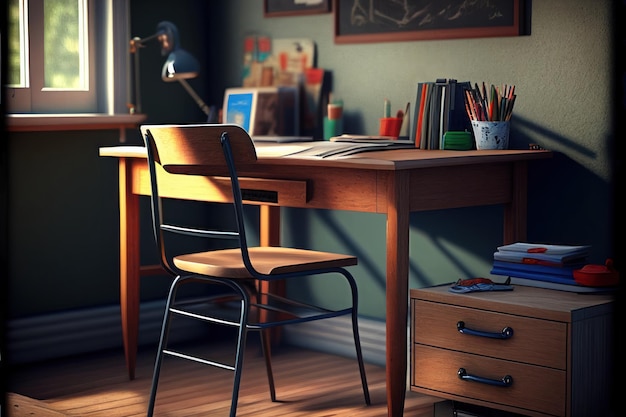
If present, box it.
[142,123,370,416]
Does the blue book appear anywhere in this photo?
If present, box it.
[491,260,582,278]
[490,266,579,285]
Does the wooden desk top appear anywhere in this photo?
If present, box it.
[100,145,552,171]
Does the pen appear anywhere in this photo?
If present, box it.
[383,98,391,118]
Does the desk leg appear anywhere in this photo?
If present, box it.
[260,205,281,247]
[503,162,528,244]
[386,172,410,417]
[119,158,140,380]
[259,205,283,344]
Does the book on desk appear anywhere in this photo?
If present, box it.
[412,78,472,150]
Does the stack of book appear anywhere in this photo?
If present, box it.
[490,242,593,291]
[411,79,472,150]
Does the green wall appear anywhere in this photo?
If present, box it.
[5,0,618,321]
[207,0,616,319]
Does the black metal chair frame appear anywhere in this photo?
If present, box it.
[143,124,370,417]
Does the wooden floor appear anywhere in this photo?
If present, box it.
[5,339,441,416]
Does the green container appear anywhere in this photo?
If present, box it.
[442,131,473,150]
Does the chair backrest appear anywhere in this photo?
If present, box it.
[141,123,257,176]
[141,123,259,278]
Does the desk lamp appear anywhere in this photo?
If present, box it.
[129,21,215,121]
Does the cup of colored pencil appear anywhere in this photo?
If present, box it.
[465,83,516,149]
[464,82,516,122]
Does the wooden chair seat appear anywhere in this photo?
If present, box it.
[174,246,357,277]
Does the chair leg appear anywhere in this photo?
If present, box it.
[345,271,371,406]
[259,329,277,401]
[351,302,371,405]
[147,276,182,417]
[229,296,250,417]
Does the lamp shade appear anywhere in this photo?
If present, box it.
[161,49,200,81]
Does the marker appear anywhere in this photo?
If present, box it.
[383,98,391,118]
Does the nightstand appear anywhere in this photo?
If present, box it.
[410,284,614,417]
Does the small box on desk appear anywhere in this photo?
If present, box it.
[442,131,473,150]
[223,86,299,137]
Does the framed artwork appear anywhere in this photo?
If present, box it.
[334,0,529,44]
[264,0,331,17]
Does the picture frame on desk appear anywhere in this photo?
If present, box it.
[334,0,529,44]
[264,0,331,17]
[223,86,300,137]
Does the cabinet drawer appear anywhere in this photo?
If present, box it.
[413,299,567,369]
[412,344,566,416]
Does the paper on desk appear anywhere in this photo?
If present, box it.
[331,134,410,144]
[254,143,317,157]
[255,140,413,159]
[287,142,385,158]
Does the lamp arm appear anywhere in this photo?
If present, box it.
[129,32,162,53]
[177,79,211,116]
[128,31,168,114]
[129,34,162,114]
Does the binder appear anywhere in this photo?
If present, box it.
[412,79,472,150]
[446,80,472,132]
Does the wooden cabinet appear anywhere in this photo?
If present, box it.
[410,285,614,417]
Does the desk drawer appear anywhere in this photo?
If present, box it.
[412,344,566,416]
[413,299,567,369]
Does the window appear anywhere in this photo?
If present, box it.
[6,0,130,114]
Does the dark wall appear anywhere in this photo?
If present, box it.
[4,1,215,318]
[611,1,624,411]
[128,0,215,139]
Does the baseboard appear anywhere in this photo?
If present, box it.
[4,299,200,365]
[283,315,388,366]
[5,302,391,366]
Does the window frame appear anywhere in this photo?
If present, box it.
[6,0,131,115]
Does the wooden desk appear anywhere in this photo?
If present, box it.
[99,145,551,417]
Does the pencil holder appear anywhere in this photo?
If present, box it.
[471,121,510,150]
[379,117,403,138]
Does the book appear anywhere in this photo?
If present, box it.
[490,266,578,283]
[428,79,446,150]
[491,259,582,278]
[439,78,448,149]
[490,266,579,285]
[412,79,472,150]
[446,80,472,133]
[419,83,433,149]
[497,242,591,255]
[412,83,426,147]
[495,242,590,264]
[493,252,588,267]
[506,277,617,293]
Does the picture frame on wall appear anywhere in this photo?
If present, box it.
[264,0,331,17]
[334,0,529,44]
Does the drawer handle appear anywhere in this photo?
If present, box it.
[457,368,513,387]
[457,321,514,339]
